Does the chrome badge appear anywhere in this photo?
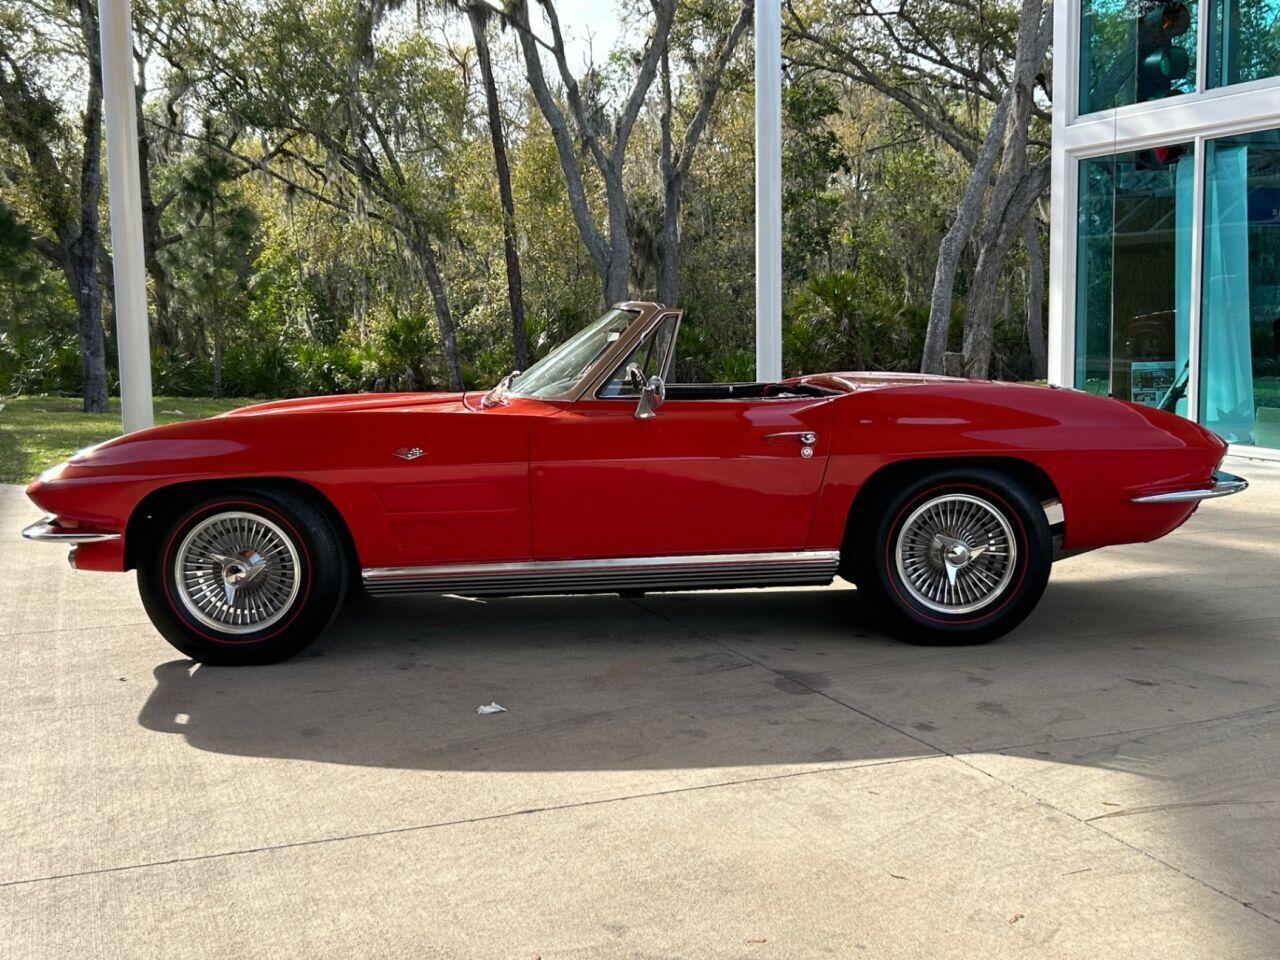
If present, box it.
[394,447,425,461]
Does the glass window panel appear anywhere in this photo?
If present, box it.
[1207,0,1280,87]
[1075,145,1195,415]
[599,315,678,397]
[1200,129,1280,447]
[1081,0,1198,114]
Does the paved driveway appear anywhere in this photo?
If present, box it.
[3,457,1279,958]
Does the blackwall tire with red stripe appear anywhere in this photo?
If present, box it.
[850,467,1052,645]
[137,489,348,665]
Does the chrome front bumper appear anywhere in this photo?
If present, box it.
[1132,470,1249,504]
[21,515,121,544]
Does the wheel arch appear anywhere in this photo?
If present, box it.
[124,477,360,579]
[840,456,1062,573]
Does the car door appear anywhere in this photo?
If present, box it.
[529,389,835,561]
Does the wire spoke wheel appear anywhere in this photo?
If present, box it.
[174,511,301,634]
[894,493,1017,615]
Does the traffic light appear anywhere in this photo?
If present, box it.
[1136,1,1192,102]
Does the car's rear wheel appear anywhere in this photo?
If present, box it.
[138,488,347,665]
[850,467,1052,644]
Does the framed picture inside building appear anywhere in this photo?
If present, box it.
[1130,360,1177,406]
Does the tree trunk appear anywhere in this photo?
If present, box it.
[66,238,109,411]
[412,226,464,391]
[657,50,679,307]
[961,159,1051,377]
[920,93,1011,373]
[134,49,175,346]
[1024,217,1047,379]
[212,318,223,399]
[75,0,109,412]
[468,4,529,369]
[603,168,632,305]
[961,1,1053,378]
[655,0,752,308]
[509,0,673,309]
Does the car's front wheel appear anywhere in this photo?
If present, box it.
[850,468,1052,644]
[138,488,348,665]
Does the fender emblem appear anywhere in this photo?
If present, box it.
[394,447,425,461]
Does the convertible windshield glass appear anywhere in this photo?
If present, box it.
[507,308,637,398]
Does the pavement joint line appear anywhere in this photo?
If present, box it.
[629,597,1280,929]
[0,621,155,641]
[950,751,1280,927]
[978,702,1280,756]
[1084,799,1280,822]
[0,752,942,891]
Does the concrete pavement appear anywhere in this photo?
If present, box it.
[2,456,1279,958]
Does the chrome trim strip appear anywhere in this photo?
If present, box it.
[362,550,841,597]
[22,515,121,544]
[1131,470,1248,504]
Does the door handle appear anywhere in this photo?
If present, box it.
[763,431,818,458]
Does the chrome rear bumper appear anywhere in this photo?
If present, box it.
[1131,470,1248,504]
[21,515,121,544]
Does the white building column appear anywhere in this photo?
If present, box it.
[98,0,153,432]
[754,0,782,382]
[1046,0,1074,388]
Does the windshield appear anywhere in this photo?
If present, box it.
[507,308,637,399]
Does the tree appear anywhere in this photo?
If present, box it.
[784,0,1052,376]
[1024,216,1046,378]
[170,120,257,397]
[654,0,752,306]
[131,0,197,347]
[463,1,530,368]
[509,0,675,306]
[779,75,849,280]
[959,0,1052,377]
[0,0,109,410]
[211,0,471,389]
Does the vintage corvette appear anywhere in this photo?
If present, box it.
[24,301,1247,665]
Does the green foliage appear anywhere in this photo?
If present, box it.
[783,271,927,376]
[782,77,850,278]
[0,0,1046,402]
[0,331,81,395]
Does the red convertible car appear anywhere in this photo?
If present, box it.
[24,302,1246,665]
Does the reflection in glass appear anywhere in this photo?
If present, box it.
[1081,0,1197,113]
[599,315,678,397]
[1207,0,1280,87]
[1200,129,1280,446]
[1075,145,1195,413]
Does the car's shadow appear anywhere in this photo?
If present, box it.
[138,588,914,772]
[136,572,1279,774]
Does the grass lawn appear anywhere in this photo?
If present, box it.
[0,396,257,484]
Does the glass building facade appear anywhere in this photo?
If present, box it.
[1051,0,1280,452]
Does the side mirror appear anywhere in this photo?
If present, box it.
[635,375,666,420]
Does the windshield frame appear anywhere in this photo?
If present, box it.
[503,302,669,402]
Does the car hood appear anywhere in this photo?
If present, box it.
[220,391,471,417]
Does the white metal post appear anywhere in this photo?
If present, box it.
[99,0,153,432]
[754,0,782,382]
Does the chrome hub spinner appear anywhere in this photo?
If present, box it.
[894,493,1017,615]
[174,511,301,634]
